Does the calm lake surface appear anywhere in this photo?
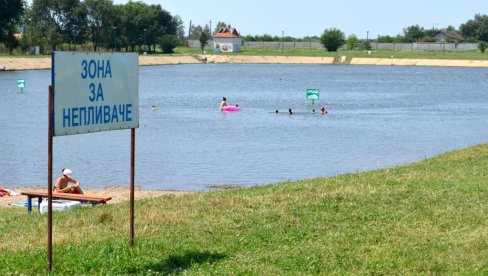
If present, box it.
[1,64,488,191]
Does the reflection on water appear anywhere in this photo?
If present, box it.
[1,64,488,191]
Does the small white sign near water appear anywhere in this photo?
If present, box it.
[53,52,139,136]
[306,88,320,100]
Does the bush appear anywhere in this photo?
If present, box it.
[479,41,487,53]
[359,41,372,50]
[320,28,345,52]
[160,34,178,54]
[346,34,358,50]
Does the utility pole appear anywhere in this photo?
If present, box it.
[282,31,284,53]
[144,28,147,53]
[112,27,116,52]
[188,20,192,40]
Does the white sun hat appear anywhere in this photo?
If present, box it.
[63,168,72,176]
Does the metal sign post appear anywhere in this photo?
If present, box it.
[130,128,135,246]
[47,85,54,272]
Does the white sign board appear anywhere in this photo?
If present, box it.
[219,43,234,53]
[17,79,25,88]
[306,88,320,100]
[53,52,139,136]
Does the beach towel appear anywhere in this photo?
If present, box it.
[0,188,20,196]
[9,201,39,207]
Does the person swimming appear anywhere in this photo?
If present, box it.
[320,106,328,114]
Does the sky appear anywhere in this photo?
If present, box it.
[109,0,487,38]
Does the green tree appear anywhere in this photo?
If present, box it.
[446,25,457,32]
[107,4,124,51]
[120,1,148,52]
[320,28,345,52]
[149,4,177,52]
[214,21,228,34]
[0,0,24,40]
[65,0,88,50]
[160,34,177,53]
[189,24,203,40]
[29,0,85,51]
[114,3,176,52]
[18,35,30,54]
[424,27,439,39]
[346,34,357,50]
[3,29,20,54]
[84,0,115,52]
[173,15,185,43]
[376,35,396,43]
[460,14,488,42]
[199,31,209,53]
[479,41,487,53]
[403,25,425,42]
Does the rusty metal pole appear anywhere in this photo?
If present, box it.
[130,128,135,246]
[47,85,54,272]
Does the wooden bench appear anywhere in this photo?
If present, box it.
[21,191,112,214]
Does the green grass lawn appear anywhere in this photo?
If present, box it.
[174,46,488,60]
[2,46,487,61]
[2,144,488,274]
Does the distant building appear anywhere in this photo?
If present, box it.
[433,30,464,42]
[213,26,242,53]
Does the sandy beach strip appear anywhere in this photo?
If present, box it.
[350,57,488,67]
[0,55,201,71]
[0,186,190,207]
[2,55,488,71]
[204,55,334,64]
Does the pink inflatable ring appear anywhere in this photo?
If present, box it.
[222,106,241,112]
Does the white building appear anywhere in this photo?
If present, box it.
[213,27,242,53]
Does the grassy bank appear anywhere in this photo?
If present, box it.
[176,47,488,60]
[2,144,488,274]
[3,47,487,61]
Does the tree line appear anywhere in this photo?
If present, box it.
[321,15,488,52]
[1,0,185,54]
[2,0,488,54]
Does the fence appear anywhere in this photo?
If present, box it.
[371,42,478,51]
[188,39,479,52]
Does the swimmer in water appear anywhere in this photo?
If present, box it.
[320,106,328,114]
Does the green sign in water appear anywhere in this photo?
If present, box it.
[306,88,320,100]
[17,79,25,88]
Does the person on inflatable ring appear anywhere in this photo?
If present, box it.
[220,97,227,111]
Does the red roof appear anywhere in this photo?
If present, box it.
[214,27,241,38]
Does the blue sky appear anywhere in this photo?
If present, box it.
[111,0,486,38]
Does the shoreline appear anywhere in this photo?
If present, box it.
[1,54,488,70]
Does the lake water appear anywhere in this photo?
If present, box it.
[1,64,488,191]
